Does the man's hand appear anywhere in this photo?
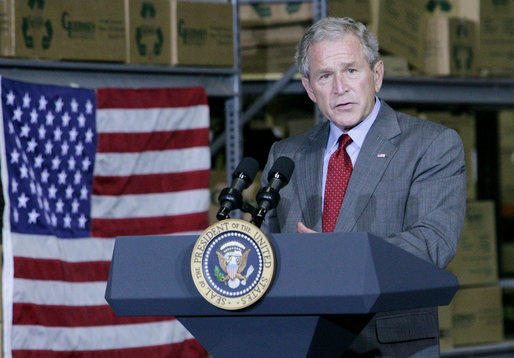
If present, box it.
[296,222,317,233]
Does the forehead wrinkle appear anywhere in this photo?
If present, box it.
[312,60,358,77]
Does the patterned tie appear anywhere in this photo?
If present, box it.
[322,134,353,232]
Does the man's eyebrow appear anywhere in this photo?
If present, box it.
[315,61,359,74]
[341,61,359,69]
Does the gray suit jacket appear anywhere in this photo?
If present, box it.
[261,101,467,357]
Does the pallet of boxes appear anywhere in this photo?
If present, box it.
[442,199,505,349]
[368,0,480,77]
[0,0,127,62]
[0,0,234,67]
[368,0,512,77]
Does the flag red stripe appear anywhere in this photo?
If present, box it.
[91,213,209,238]
[14,257,109,282]
[13,303,173,327]
[97,128,209,153]
[92,170,210,196]
[96,87,208,109]
[12,340,208,358]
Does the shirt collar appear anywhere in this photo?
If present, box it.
[326,96,381,152]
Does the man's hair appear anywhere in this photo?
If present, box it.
[295,17,380,78]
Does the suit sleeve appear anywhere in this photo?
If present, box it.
[385,127,467,269]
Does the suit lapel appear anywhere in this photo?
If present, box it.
[336,102,401,232]
[296,122,329,231]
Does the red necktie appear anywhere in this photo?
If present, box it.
[322,134,353,232]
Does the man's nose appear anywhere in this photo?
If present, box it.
[332,74,348,94]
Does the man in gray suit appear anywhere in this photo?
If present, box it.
[261,17,467,357]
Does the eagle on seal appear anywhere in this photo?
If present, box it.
[216,248,250,282]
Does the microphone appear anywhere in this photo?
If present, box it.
[216,157,260,221]
[252,156,295,227]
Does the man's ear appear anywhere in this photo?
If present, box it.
[301,76,317,103]
[373,60,384,93]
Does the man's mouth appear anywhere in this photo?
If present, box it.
[335,102,354,110]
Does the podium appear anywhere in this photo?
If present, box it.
[105,232,458,357]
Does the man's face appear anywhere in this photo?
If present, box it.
[301,35,384,131]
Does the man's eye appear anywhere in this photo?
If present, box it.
[320,73,330,80]
[348,68,357,74]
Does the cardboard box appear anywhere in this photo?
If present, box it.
[242,43,297,75]
[382,56,411,77]
[241,0,371,27]
[240,3,312,27]
[58,0,126,62]
[451,285,504,346]
[421,112,476,199]
[241,23,308,48]
[0,0,126,62]
[423,0,479,21]
[127,0,233,67]
[446,201,498,286]
[369,0,426,70]
[328,0,371,24]
[424,17,478,76]
[0,0,61,59]
[478,0,514,75]
[369,0,480,73]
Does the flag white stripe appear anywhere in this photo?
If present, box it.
[10,232,200,262]
[96,106,209,133]
[11,233,115,262]
[91,189,209,219]
[11,320,195,350]
[14,279,108,306]
[93,147,210,177]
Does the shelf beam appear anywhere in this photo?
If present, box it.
[0,59,239,97]
[242,76,514,108]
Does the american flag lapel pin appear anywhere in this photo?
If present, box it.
[377,153,386,158]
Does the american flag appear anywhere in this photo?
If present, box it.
[0,77,210,357]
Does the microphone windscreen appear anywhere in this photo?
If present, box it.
[234,157,260,182]
[268,156,295,183]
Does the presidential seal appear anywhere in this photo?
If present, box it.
[191,219,275,310]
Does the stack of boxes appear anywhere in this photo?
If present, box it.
[0,0,234,67]
[443,200,504,348]
[369,0,480,77]
[239,2,312,79]
[241,0,513,78]
[0,0,511,76]
[126,0,233,67]
[0,0,127,62]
